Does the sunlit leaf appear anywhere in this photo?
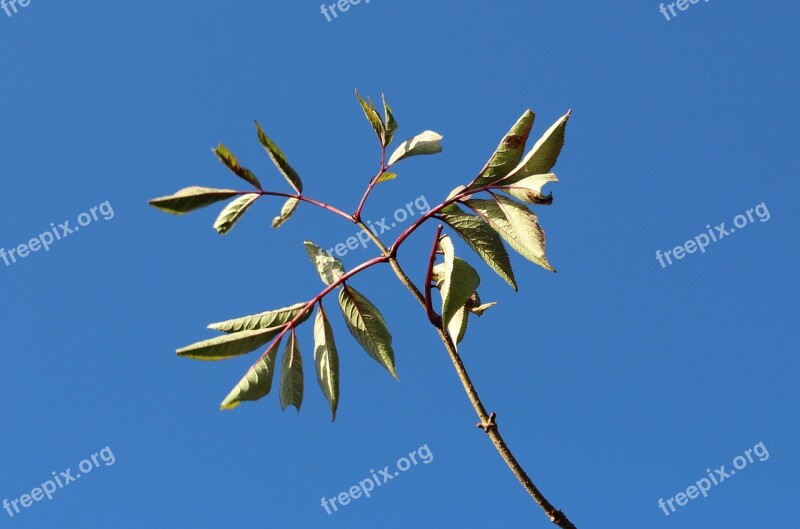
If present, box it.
[208,302,312,333]
[382,94,398,147]
[355,90,385,143]
[272,197,300,228]
[468,109,535,190]
[338,286,397,379]
[220,338,281,410]
[313,305,340,420]
[465,195,555,272]
[214,193,260,234]
[304,241,346,286]
[177,327,282,361]
[448,304,469,345]
[498,173,558,205]
[439,205,517,290]
[279,329,304,412]
[501,111,571,186]
[386,131,443,167]
[438,235,481,327]
[376,171,398,183]
[255,120,303,193]
[149,186,239,215]
[213,144,262,190]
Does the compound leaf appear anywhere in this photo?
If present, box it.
[272,197,300,228]
[469,109,536,190]
[177,327,282,361]
[338,286,397,379]
[213,144,262,190]
[255,120,303,193]
[214,193,260,234]
[387,131,443,167]
[439,205,517,290]
[208,302,312,333]
[279,329,304,412]
[313,305,340,420]
[304,241,346,286]
[149,186,239,215]
[220,338,281,410]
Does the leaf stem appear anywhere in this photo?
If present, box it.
[353,150,388,222]
[242,190,353,221]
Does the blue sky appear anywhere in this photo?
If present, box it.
[1,1,797,527]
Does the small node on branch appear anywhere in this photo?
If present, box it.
[476,411,497,433]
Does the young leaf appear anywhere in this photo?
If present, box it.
[177,327,282,361]
[279,329,304,412]
[498,173,558,205]
[382,94,398,147]
[314,305,340,420]
[355,90,385,143]
[208,302,312,333]
[439,205,517,290]
[304,241,346,286]
[213,193,260,235]
[220,338,281,410]
[272,197,300,228]
[149,186,239,215]
[465,195,555,272]
[255,120,303,193]
[213,144,262,190]
[376,171,398,183]
[338,286,397,379]
[438,235,481,327]
[468,109,536,190]
[386,131,443,167]
[501,111,571,186]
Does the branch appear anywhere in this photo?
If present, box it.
[238,190,353,222]
[353,144,387,221]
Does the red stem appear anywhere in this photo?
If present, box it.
[424,225,444,326]
[353,145,387,221]
[237,190,353,221]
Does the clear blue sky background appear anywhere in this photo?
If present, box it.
[1,1,797,528]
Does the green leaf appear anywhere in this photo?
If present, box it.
[255,120,303,193]
[213,193,260,234]
[177,327,282,361]
[213,144,262,190]
[465,195,555,272]
[220,338,281,410]
[382,94,398,147]
[448,304,469,345]
[376,171,398,183]
[501,111,571,186]
[279,329,304,412]
[439,205,517,290]
[468,109,536,190]
[149,186,239,215]
[208,302,312,333]
[438,235,481,327]
[355,90,385,143]
[304,241,346,286]
[338,285,397,379]
[272,197,300,228]
[313,305,340,420]
[386,131,443,167]
[470,302,496,316]
[498,173,558,205]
